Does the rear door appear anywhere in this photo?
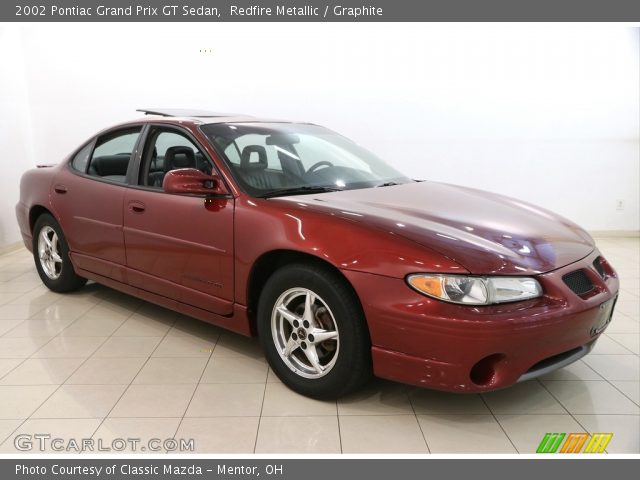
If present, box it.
[122,126,234,315]
[52,126,142,282]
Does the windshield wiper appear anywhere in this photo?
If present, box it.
[259,185,342,199]
[376,181,401,187]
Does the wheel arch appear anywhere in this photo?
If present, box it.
[245,249,365,334]
[29,205,56,234]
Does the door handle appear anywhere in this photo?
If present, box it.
[128,201,146,213]
[53,184,67,194]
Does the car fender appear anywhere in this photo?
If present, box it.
[233,196,468,306]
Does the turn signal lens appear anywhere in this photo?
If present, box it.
[406,276,444,298]
[407,274,542,305]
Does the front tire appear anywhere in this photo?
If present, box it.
[257,263,371,399]
[32,213,87,293]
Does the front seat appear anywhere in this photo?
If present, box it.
[240,145,273,189]
[150,146,196,188]
[165,146,196,171]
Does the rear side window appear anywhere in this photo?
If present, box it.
[85,127,141,183]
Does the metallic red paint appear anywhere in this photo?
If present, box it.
[16,114,619,392]
[162,168,228,196]
[345,249,618,391]
[274,182,595,276]
[122,187,234,315]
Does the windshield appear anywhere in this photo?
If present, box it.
[200,122,412,197]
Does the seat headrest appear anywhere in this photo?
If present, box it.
[91,154,130,176]
[241,145,268,171]
[165,146,196,172]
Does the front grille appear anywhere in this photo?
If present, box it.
[562,269,594,295]
[593,257,606,278]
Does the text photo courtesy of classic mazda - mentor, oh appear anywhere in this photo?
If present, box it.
[15,108,619,399]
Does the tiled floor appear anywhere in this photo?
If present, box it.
[0,237,638,454]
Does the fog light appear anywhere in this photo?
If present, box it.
[470,354,505,386]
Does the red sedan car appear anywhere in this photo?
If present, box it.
[16,109,619,399]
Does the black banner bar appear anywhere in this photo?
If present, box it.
[4,459,640,480]
[3,0,640,22]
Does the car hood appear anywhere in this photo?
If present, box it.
[277,181,594,275]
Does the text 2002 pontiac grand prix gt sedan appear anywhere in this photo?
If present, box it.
[16,108,619,399]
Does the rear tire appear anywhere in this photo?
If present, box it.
[257,263,371,399]
[32,213,87,293]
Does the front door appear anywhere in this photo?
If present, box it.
[122,127,234,315]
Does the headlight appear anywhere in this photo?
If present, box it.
[406,274,542,305]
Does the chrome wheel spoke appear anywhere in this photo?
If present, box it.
[302,291,316,325]
[310,328,338,344]
[50,233,61,262]
[40,230,52,249]
[303,344,324,374]
[276,305,301,327]
[283,336,299,357]
[50,250,62,263]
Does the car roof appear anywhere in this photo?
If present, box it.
[135,108,300,126]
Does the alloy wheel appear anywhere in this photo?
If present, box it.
[37,226,62,280]
[271,287,340,379]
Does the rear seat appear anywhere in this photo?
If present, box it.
[89,154,130,183]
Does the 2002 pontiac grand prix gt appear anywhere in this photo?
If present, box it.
[16,109,619,399]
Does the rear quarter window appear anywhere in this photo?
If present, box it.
[70,142,93,173]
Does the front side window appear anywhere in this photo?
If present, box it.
[200,123,412,197]
[85,127,141,183]
[139,129,213,189]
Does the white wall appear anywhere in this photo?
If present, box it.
[0,25,36,247]
[1,23,638,247]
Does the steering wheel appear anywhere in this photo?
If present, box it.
[306,160,334,174]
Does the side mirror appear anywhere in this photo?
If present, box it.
[163,168,228,196]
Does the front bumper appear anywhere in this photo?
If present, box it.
[343,249,619,392]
